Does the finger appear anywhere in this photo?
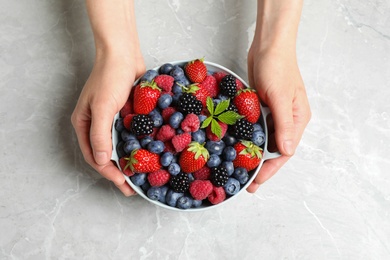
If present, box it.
[98,163,136,196]
[246,155,290,193]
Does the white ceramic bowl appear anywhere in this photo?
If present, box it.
[111,60,280,211]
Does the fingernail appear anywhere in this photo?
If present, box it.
[283,140,294,156]
[95,151,108,165]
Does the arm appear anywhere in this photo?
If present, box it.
[71,0,145,196]
[247,0,311,192]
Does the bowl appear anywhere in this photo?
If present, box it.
[111,60,281,211]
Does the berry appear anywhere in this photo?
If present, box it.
[119,157,134,176]
[208,186,226,205]
[130,114,154,136]
[184,83,210,107]
[232,140,263,171]
[222,146,237,161]
[235,78,245,91]
[206,122,228,141]
[184,58,207,83]
[130,173,147,186]
[140,70,159,82]
[191,129,206,144]
[140,136,153,148]
[234,89,261,124]
[154,125,174,143]
[210,166,229,187]
[120,100,133,118]
[166,189,184,207]
[171,133,192,153]
[169,111,184,129]
[221,161,234,176]
[201,75,219,97]
[154,75,174,92]
[147,140,165,154]
[179,142,210,173]
[213,71,227,85]
[172,83,183,95]
[178,93,203,115]
[222,134,237,146]
[160,152,174,167]
[219,74,237,98]
[161,107,177,123]
[123,139,141,154]
[149,111,163,128]
[168,162,181,176]
[181,113,200,132]
[121,130,137,142]
[252,130,265,146]
[114,118,125,132]
[147,186,168,203]
[177,195,193,209]
[123,114,135,130]
[159,63,174,75]
[192,200,203,208]
[207,154,221,168]
[205,140,226,155]
[124,149,161,173]
[148,169,170,187]
[193,166,211,180]
[231,119,254,140]
[169,65,185,80]
[116,141,126,158]
[133,81,161,115]
[253,123,263,132]
[232,167,249,185]
[170,172,190,193]
[158,94,173,109]
[189,180,213,200]
[223,178,241,196]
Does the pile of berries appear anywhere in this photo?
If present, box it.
[114,58,266,210]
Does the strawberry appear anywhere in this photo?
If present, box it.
[179,142,210,173]
[233,89,261,124]
[232,140,263,171]
[189,180,213,200]
[183,83,210,107]
[133,81,161,115]
[184,58,207,83]
[208,186,226,205]
[119,157,135,176]
[124,149,161,173]
[148,169,170,187]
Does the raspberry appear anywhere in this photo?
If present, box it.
[181,113,200,132]
[206,122,228,141]
[208,186,226,205]
[154,75,174,92]
[163,141,176,153]
[201,75,219,98]
[236,78,245,91]
[171,133,192,153]
[148,169,170,187]
[193,166,211,180]
[156,124,176,142]
[162,107,177,123]
[119,157,134,176]
[189,180,213,200]
[120,100,133,118]
[123,114,135,130]
[213,71,227,85]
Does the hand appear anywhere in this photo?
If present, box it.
[71,54,145,196]
[246,44,311,192]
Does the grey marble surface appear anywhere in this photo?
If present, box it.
[1,0,389,259]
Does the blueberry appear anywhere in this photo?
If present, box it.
[222,146,236,161]
[140,136,153,148]
[146,186,161,201]
[169,65,185,80]
[123,139,141,154]
[169,111,184,129]
[115,118,125,132]
[205,140,225,155]
[161,152,174,167]
[147,140,165,154]
[141,182,151,192]
[207,154,221,167]
[175,75,190,86]
[140,69,158,82]
[130,173,147,186]
[159,63,174,75]
[158,94,173,109]
[150,111,163,128]
[192,200,203,208]
[232,167,249,185]
[168,163,181,175]
[116,141,126,158]
[221,161,234,176]
[121,130,137,142]
[213,98,222,106]
[158,185,169,204]
[217,93,229,101]
[188,173,195,183]
[253,123,263,132]
[251,130,265,146]
[222,134,237,146]
[176,128,184,135]
[172,84,183,94]
[198,115,207,124]
[177,195,193,209]
[224,178,241,196]
[166,189,184,207]
[192,129,206,143]
[172,93,182,106]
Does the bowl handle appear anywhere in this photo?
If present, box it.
[260,106,282,161]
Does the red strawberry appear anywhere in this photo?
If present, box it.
[208,186,226,205]
[201,75,219,97]
[193,166,211,180]
[184,83,210,107]
[124,149,161,173]
[154,75,174,92]
[189,180,213,200]
[206,121,228,141]
[233,89,261,124]
[133,81,161,115]
[232,140,263,171]
[185,58,207,83]
[179,142,210,173]
[119,157,135,176]
[148,169,170,187]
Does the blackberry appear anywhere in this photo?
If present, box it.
[170,172,190,192]
[219,75,237,98]
[226,102,238,113]
[130,115,153,136]
[210,166,229,187]
[231,119,254,140]
[178,93,202,115]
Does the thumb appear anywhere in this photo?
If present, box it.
[90,105,115,165]
[267,95,296,156]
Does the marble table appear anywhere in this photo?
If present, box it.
[1,0,389,259]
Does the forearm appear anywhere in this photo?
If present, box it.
[253,0,303,54]
[85,0,140,60]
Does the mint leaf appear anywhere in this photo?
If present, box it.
[206,97,214,115]
[201,116,212,128]
[217,111,244,125]
[214,99,230,115]
[211,119,222,138]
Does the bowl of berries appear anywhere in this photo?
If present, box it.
[111,58,280,211]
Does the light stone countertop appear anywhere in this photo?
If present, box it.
[1,0,389,259]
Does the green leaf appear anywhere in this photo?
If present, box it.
[211,119,222,138]
[206,97,214,115]
[217,111,244,125]
[201,116,212,128]
[214,99,230,115]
